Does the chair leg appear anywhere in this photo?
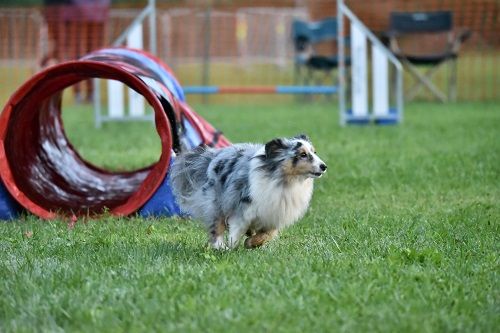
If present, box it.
[294,64,305,102]
[305,67,313,86]
[448,58,457,102]
[403,60,447,103]
[302,67,314,101]
[294,63,301,86]
[316,69,332,101]
[326,69,334,101]
[407,64,444,101]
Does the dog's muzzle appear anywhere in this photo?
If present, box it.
[309,163,327,178]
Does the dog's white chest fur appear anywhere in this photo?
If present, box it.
[246,171,314,230]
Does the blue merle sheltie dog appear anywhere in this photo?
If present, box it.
[170,134,327,249]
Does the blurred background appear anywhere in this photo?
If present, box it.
[0,0,497,106]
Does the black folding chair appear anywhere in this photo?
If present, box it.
[291,17,349,88]
[383,11,471,102]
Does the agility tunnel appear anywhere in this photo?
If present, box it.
[0,48,229,220]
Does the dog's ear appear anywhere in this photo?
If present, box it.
[293,134,310,142]
[265,138,286,158]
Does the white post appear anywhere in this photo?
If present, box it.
[350,21,368,118]
[372,44,389,118]
[126,23,145,117]
[148,0,157,55]
[337,0,346,125]
[107,80,125,118]
[97,0,157,127]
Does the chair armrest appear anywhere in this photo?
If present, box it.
[451,28,472,53]
[379,30,401,52]
[379,30,400,39]
[457,28,472,43]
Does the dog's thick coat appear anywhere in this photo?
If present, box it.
[170,135,327,249]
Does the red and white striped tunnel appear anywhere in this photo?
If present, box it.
[0,54,175,219]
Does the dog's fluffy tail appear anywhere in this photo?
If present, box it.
[170,146,214,211]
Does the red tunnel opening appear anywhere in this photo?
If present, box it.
[0,61,172,219]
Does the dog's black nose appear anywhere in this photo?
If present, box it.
[320,164,327,171]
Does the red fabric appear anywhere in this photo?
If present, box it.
[0,61,172,219]
[179,102,231,148]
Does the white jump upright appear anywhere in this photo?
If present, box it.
[337,0,403,125]
[126,23,146,117]
[350,22,369,120]
[94,0,157,128]
[372,45,389,118]
[107,81,125,118]
[105,24,145,120]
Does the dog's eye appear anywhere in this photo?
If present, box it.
[300,152,308,158]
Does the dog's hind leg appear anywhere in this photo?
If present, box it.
[209,218,227,250]
[244,229,278,249]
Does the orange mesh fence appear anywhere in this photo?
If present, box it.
[0,0,498,103]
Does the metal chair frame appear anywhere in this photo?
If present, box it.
[291,17,347,88]
[384,11,470,102]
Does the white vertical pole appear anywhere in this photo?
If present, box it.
[337,0,346,126]
[127,23,145,117]
[107,80,124,118]
[396,63,404,123]
[372,44,389,118]
[148,0,157,55]
[93,79,101,127]
[350,21,368,118]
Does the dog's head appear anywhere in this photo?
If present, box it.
[263,134,327,179]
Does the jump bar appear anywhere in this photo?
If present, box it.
[183,86,338,95]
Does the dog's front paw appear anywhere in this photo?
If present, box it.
[211,239,228,250]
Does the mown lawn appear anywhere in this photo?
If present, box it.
[0,101,498,332]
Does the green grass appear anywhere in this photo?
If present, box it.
[1,101,499,332]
